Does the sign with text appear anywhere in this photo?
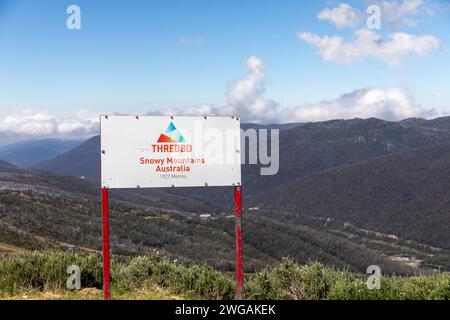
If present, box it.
[100,116,241,189]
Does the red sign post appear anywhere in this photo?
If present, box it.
[101,186,243,300]
[234,185,243,300]
[101,188,111,300]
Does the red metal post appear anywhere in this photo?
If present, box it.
[234,185,243,300]
[101,188,111,300]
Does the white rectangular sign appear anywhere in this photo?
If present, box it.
[100,115,241,189]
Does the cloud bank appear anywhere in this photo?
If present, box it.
[299,28,441,65]
[0,109,99,138]
[159,56,283,123]
[0,56,437,138]
[160,57,433,123]
[317,1,431,29]
[379,0,431,28]
[300,1,440,65]
[286,87,434,122]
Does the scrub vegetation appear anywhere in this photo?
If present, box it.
[0,251,448,300]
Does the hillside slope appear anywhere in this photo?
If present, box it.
[0,139,82,167]
[0,166,420,275]
[0,161,21,173]
[257,143,450,250]
[31,136,100,180]
[32,117,450,203]
[245,117,450,194]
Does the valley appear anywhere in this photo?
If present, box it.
[1,117,450,275]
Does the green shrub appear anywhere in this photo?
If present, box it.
[0,251,103,294]
[246,258,344,300]
[246,258,450,300]
[116,251,234,300]
[1,251,449,300]
[328,273,450,300]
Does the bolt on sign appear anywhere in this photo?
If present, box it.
[99,115,244,300]
[101,116,241,188]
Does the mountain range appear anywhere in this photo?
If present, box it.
[0,160,420,274]
[0,139,82,167]
[2,116,450,273]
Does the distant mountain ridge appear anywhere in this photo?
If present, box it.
[168,116,450,205]
[253,116,450,191]
[28,117,450,253]
[32,117,450,186]
[31,136,100,180]
[0,139,83,167]
[31,123,305,181]
[0,160,21,173]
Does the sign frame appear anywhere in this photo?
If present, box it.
[100,115,241,189]
[100,115,244,300]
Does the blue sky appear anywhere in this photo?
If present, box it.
[0,0,449,138]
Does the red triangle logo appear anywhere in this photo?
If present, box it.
[157,133,177,143]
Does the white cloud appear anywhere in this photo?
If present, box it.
[0,58,437,136]
[158,104,221,117]
[285,87,435,123]
[298,28,441,65]
[161,57,434,124]
[160,56,282,124]
[317,3,362,28]
[225,56,282,123]
[317,1,431,29]
[379,0,431,27]
[178,35,204,46]
[0,109,99,138]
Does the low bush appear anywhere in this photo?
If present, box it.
[0,251,449,300]
[116,252,234,299]
[0,251,103,294]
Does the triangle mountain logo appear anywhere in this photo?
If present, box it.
[157,121,187,143]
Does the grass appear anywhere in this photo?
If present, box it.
[0,251,449,300]
[5,286,186,300]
